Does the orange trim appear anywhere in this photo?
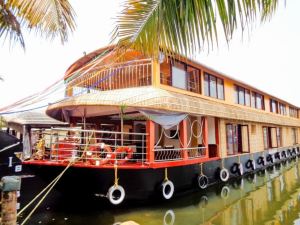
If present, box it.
[23,157,220,170]
[202,117,209,158]
[180,119,188,160]
[215,117,220,158]
[146,120,155,164]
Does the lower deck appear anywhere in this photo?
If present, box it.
[20,110,300,170]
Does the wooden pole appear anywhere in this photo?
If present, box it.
[146,120,155,165]
[179,119,188,160]
[1,176,21,225]
[201,117,209,158]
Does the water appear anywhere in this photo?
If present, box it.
[18,159,300,225]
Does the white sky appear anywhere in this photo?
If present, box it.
[0,0,299,110]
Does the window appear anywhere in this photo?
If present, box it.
[263,127,270,149]
[292,128,297,145]
[171,61,187,90]
[204,73,224,100]
[226,123,249,155]
[289,107,298,118]
[234,85,250,106]
[245,90,250,106]
[251,92,265,110]
[270,99,278,113]
[187,66,201,94]
[160,60,201,94]
[279,103,286,115]
[238,86,245,105]
[226,124,237,155]
[217,79,224,100]
[276,127,282,147]
[204,74,209,96]
[209,75,217,98]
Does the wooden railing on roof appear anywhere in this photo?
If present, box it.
[66,59,152,96]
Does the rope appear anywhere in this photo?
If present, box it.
[19,161,74,225]
[200,163,203,175]
[18,131,94,225]
[154,127,164,148]
[0,142,20,153]
[163,125,179,139]
[114,164,119,186]
[164,168,168,181]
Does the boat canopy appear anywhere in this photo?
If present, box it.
[46,86,300,127]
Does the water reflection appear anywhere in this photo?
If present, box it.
[19,159,300,225]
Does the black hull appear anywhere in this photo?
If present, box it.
[24,146,300,201]
[0,131,24,177]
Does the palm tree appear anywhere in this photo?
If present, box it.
[0,0,76,48]
[112,0,279,58]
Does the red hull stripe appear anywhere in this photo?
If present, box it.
[22,157,220,170]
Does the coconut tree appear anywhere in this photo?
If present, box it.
[0,0,76,48]
[112,0,280,58]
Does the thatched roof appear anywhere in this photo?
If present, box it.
[46,87,300,127]
[5,111,67,126]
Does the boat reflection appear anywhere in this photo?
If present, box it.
[114,160,300,225]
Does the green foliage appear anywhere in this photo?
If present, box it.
[0,0,76,48]
[0,116,6,129]
[112,0,280,58]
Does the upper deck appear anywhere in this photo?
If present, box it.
[62,46,299,127]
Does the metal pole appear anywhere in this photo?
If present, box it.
[120,109,124,146]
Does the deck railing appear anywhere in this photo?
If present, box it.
[31,128,148,165]
[67,59,152,96]
[153,146,206,162]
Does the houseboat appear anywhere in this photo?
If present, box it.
[22,46,300,205]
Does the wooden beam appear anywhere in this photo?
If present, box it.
[180,119,188,160]
[152,59,160,86]
[215,117,220,157]
[202,117,209,158]
[146,120,155,164]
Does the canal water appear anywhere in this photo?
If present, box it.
[18,159,300,225]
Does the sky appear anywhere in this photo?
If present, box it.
[0,0,299,111]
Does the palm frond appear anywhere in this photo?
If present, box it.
[0,0,76,48]
[9,0,76,43]
[112,0,280,58]
[0,0,25,48]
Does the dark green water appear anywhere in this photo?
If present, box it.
[19,159,300,225]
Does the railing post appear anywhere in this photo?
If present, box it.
[201,117,209,158]
[151,59,160,87]
[146,120,155,165]
[180,119,188,160]
[49,129,53,160]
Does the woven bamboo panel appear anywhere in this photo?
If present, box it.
[47,87,300,128]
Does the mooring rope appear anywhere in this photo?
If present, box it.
[18,131,94,225]
[164,168,168,181]
[114,164,119,187]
